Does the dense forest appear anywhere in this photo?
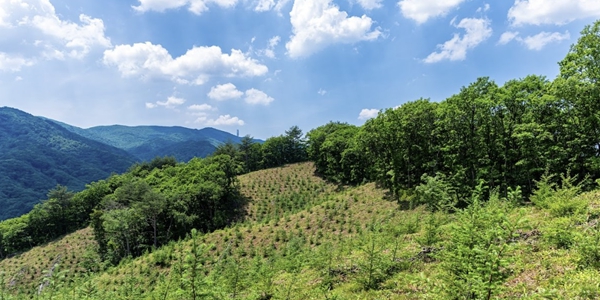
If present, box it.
[0,20,600,299]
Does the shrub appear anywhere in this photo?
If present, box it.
[577,223,600,269]
[543,217,577,249]
[532,172,587,217]
[414,173,458,212]
[439,195,522,299]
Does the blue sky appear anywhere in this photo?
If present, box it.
[1,0,599,139]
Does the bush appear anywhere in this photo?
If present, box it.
[543,217,577,249]
[439,195,523,299]
[414,173,457,212]
[577,223,600,269]
[531,172,587,217]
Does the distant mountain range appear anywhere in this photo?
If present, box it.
[0,107,258,221]
[53,122,255,162]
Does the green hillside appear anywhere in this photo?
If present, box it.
[0,107,136,220]
[2,162,600,299]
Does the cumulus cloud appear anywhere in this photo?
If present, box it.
[508,0,600,26]
[358,108,378,120]
[207,83,244,100]
[146,96,186,109]
[245,88,274,105]
[424,18,492,63]
[0,0,111,65]
[398,0,466,24]
[0,53,35,71]
[203,114,245,126]
[357,0,382,10]
[133,0,237,15]
[318,88,327,95]
[286,0,381,58]
[103,42,268,84]
[31,13,111,59]
[497,31,519,45]
[521,31,570,50]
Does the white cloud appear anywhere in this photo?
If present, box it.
[521,31,570,50]
[103,42,268,84]
[245,88,274,105]
[254,0,291,12]
[0,53,35,71]
[424,18,492,63]
[357,0,382,10]
[476,3,490,13]
[159,96,185,108]
[358,108,378,120]
[268,36,280,56]
[133,0,237,15]
[508,0,600,26]
[204,114,245,126]
[147,96,186,109]
[0,0,111,63]
[398,0,466,24]
[31,14,112,59]
[259,36,280,58]
[274,0,292,11]
[188,103,214,111]
[498,31,519,45]
[207,83,244,100]
[318,88,327,95]
[497,30,571,50]
[286,0,381,58]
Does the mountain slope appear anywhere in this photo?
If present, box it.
[0,107,137,220]
[56,124,258,162]
[3,163,600,299]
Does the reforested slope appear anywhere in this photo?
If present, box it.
[3,162,600,299]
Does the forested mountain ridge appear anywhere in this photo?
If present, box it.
[0,107,137,221]
[54,123,260,162]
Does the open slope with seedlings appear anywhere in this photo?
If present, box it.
[3,163,600,299]
[0,227,99,296]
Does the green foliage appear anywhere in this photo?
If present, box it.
[532,172,587,217]
[92,155,244,264]
[577,223,600,269]
[307,122,370,184]
[542,217,577,249]
[262,126,308,168]
[356,225,389,290]
[439,195,522,299]
[414,173,458,212]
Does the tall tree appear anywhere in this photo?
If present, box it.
[555,20,600,179]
